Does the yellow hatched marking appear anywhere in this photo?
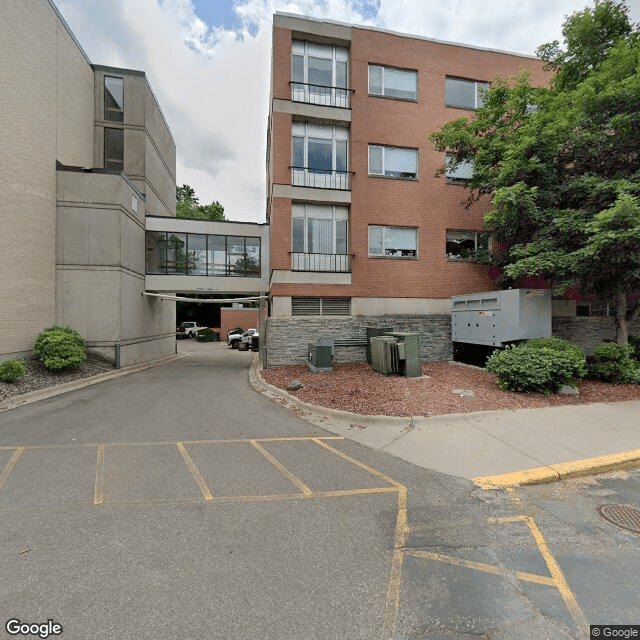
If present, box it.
[177,442,213,501]
[249,440,313,496]
[311,438,403,488]
[0,447,24,492]
[93,444,105,506]
[403,549,555,587]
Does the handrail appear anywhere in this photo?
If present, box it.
[289,81,353,108]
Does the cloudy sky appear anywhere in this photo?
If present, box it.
[53,0,640,222]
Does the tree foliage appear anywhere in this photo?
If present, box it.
[176,184,225,221]
[429,0,640,343]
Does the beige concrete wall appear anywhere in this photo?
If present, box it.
[56,170,175,363]
[0,0,93,358]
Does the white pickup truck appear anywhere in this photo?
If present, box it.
[176,321,204,339]
[230,328,258,351]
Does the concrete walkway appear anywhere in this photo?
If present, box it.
[251,358,640,488]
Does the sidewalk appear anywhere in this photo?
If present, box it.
[250,357,640,489]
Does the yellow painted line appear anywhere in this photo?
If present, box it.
[176,442,213,501]
[523,515,590,637]
[402,549,556,587]
[0,435,345,452]
[93,444,105,506]
[488,515,528,525]
[311,438,403,489]
[383,486,408,639]
[473,448,640,489]
[249,439,313,496]
[318,487,399,498]
[0,447,24,492]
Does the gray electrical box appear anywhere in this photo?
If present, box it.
[307,343,333,373]
[451,289,551,347]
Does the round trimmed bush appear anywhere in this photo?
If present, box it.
[589,342,640,383]
[0,359,26,383]
[486,338,586,394]
[195,328,219,342]
[33,326,86,371]
[33,325,85,359]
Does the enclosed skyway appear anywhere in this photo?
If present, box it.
[145,216,269,295]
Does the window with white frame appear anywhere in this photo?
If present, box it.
[445,153,474,182]
[292,123,349,189]
[446,230,490,261]
[368,226,418,258]
[445,77,489,109]
[368,145,418,179]
[368,65,417,100]
[291,40,349,107]
[292,204,348,255]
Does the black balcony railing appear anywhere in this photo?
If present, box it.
[290,252,351,273]
[290,166,353,190]
[289,82,354,109]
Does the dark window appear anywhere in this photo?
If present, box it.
[104,128,124,172]
[104,76,124,122]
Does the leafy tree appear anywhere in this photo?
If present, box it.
[176,184,225,221]
[430,0,640,344]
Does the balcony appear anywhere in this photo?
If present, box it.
[290,167,353,190]
[291,252,351,273]
[290,82,354,109]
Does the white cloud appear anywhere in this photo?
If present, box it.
[53,0,640,222]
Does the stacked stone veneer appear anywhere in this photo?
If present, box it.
[266,315,452,367]
[553,317,640,355]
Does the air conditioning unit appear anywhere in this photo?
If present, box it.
[371,336,399,375]
[307,343,333,373]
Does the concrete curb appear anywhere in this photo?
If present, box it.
[251,356,640,487]
[0,352,186,412]
[473,449,640,489]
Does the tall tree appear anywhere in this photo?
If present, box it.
[430,0,640,344]
[176,184,225,221]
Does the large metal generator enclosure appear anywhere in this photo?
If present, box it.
[451,289,551,347]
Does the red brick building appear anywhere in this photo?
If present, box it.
[265,13,550,366]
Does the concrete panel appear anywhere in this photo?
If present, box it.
[119,335,175,367]
[56,206,122,266]
[271,297,292,318]
[121,215,146,274]
[272,99,352,123]
[124,128,146,177]
[272,184,352,204]
[144,135,176,215]
[270,271,352,286]
[351,297,452,316]
[275,14,352,44]
[145,275,267,295]
[56,267,121,342]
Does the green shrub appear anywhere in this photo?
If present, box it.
[33,325,85,359]
[589,342,640,383]
[0,359,26,383]
[36,331,86,371]
[628,335,640,362]
[195,328,219,342]
[486,339,586,394]
[229,326,244,336]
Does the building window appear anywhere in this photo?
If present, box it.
[145,232,261,277]
[104,76,124,122]
[446,230,490,261]
[445,77,488,109]
[445,153,474,182]
[292,297,351,316]
[104,128,124,172]
[291,40,349,107]
[292,123,349,189]
[368,65,417,101]
[368,145,417,179]
[368,226,418,258]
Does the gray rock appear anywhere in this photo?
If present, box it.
[452,388,476,399]
[558,385,579,395]
[286,380,304,391]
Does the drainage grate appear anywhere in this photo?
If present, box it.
[598,504,640,534]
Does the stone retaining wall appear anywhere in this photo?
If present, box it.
[266,315,452,367]
[552,317,640,355]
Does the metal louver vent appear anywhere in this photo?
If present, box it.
[292,297,351,316]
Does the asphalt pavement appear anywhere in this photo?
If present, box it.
[1,341,638,639]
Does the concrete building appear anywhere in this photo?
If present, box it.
[1,0,177,366]
[265,14,556,366]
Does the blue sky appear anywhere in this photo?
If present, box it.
[53,0,640,222]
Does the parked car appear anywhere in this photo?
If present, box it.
[238,329,259,352]
[230,328,257,350]
[176,321,204,339]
